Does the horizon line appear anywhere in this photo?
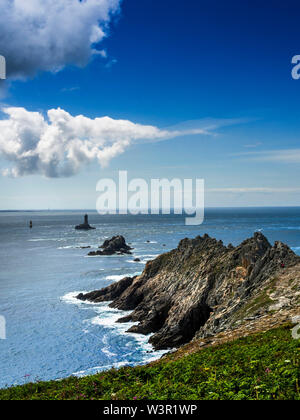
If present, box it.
[1,205,300,212]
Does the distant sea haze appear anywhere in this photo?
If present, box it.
[0,208,300,388]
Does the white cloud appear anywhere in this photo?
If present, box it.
[61,86,80,93]
[254,149,300,163]
[0,107,208,178]
[236,149,300,163]
[243,142,262,148]
[0,0,121,78]
[105,58,118,68]
[207,187,300,193]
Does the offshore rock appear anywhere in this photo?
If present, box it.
[88,236,133,256]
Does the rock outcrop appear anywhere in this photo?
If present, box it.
[88,236,133,256]
[77,277,135,302]
[78,232,300,349]
[75,214,95,230]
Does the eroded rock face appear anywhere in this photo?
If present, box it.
[88,236,133,256]
[78,232,300,350]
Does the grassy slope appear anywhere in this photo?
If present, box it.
[1,324,299,400]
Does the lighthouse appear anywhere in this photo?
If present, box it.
[75,214,96,230]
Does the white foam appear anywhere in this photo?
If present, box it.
[266,226,300,231]
[127,259,144,264]
[71,345,170,379]
[128,254,160,264]
[28,238,65,242]
[90,307,169,360]
[105,272,141,282]
[105,274,130,282]
[91,304,133,329]
[61,291,170,374]
[100,334,117,357]
[140,254,160,258]
[72,361,131,378]
[85,254,125,259]
[61,291,102,306]
[102,347,117,357]
[58,243,98,250]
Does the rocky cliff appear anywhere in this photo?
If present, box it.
[77,232,300,350]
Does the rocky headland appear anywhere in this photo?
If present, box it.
[78,232,300,350]
[87,235,133,256]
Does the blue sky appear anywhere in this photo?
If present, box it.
[1,0,300,209]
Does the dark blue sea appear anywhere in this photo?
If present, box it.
[0,208,300,388]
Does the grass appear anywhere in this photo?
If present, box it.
[232,288,273,324]
[0,324,299,400]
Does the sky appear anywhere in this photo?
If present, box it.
[0,0,300,209]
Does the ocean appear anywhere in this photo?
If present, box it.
[0,208,300,388]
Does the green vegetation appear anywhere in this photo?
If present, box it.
[232,288,273,324]
[0,325,299,400]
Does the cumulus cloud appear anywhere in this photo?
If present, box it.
[0,107,208,178]
[0,0,121,78]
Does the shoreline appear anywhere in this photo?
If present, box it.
[1,323,298,399]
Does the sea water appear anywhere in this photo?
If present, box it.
[0,208,300,388]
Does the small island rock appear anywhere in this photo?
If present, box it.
[88,236,133,256]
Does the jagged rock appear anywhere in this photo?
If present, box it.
[134,258,141,262]
[75,215,95,231]
[88,236,133,256]
[78,232,300,350]
[77,277,135,303]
